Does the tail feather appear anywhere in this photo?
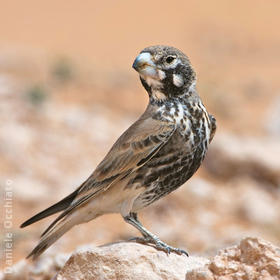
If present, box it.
[41,192,95,238]
[27,216,75,260]
[23,184,102,259]
[20,189,79,228]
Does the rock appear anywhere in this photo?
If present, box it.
[56,238,280,280]
[205,133,280,186]
[205,237,280,280]
[2,238,280,280]
[55,242,208,280]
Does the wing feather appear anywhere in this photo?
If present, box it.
[42,110,176,235]
[77,113,176,196]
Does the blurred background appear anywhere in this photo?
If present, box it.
[1,0,280,264]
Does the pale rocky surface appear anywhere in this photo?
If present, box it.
[55,238,280,280]
[205,237,280,280]
[2,237,279,280]
[55,242,208,280]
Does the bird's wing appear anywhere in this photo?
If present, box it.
[40,113,176,236]
[78,114,176,197]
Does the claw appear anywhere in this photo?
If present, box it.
[124,214,188,257]
[129,236,189,256]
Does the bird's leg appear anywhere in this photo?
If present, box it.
[124,212,188,256]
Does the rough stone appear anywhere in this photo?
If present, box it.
[205,133,280,186]
[207,237,280,279]
[55,242,208,280]
[2,237,280,280]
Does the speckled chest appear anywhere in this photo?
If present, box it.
[132,98,212,208]
[154,98,211,145]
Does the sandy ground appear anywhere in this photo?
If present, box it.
[0,0,280,269]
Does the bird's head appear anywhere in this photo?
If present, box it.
[133,45,196,101]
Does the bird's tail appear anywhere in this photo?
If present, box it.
[27,215,75,260]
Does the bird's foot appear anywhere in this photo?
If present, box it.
[129,236,188,256]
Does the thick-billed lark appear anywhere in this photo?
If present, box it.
[21,45,216,259]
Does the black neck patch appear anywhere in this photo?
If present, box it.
[162,64,193,97]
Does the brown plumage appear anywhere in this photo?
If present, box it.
[21,45,216,259]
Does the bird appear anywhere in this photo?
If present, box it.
[21,45,216,260]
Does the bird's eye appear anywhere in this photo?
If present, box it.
[165,56,176,64]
